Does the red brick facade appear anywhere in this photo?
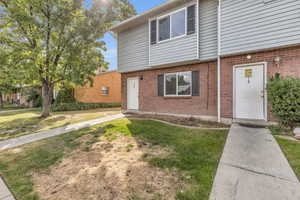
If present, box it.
[122,46,300,121]
[122,62,218,117]
[75,71,121,103]
[221,46,300,120]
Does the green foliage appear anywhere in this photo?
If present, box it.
[267,74,300,129]
[0,0,136,116]
[27,89,42,108]
[276,137,300,180]
[0,48,25,94]
[52,102,121,112]
[55,87,75,104]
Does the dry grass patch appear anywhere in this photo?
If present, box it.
[33,135,185,200]
[0,119,227,200]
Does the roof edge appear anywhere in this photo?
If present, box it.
[110,0,190,32]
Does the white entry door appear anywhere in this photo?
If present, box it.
[234,64,266,120]
[127,77,139,110]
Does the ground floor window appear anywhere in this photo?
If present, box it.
[165,71,192,96]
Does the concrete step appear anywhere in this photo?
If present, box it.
[232,119,276,128]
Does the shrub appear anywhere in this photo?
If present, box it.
[27,89,42,108]
[55,87,75,104]
[52,102,121,112]
[267,73,300,129]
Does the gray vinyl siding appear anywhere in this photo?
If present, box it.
[149,1,198,67]
[199,0,218,60]
[118,23,149,73]
[221,0,300,56]
[150,34,198,66]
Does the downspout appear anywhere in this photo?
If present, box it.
[217,0,222,122]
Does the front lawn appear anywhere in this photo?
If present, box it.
[0,119,227,200]
[0,103,28,111]
[276,137,300,179]
[0,108,121,141]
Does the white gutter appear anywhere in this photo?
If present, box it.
[217,0,222,122]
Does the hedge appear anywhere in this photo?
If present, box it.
[52,102,121,112]
[55,87,76,104]
[267,73,300,129]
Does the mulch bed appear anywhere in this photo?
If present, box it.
[126,113,230,129]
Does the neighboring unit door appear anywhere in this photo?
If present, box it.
[234,64,266,120]
[127,77,139,110]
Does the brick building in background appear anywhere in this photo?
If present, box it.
[74,71,121,104]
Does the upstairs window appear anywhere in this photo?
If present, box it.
[151,5,196,44]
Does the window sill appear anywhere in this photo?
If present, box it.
[152,33,195,46]
[163,96,192,99]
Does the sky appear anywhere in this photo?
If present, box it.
[103,0,168,70]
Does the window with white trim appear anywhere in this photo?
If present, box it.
[101,86,109,96]
[158,9,186,42]
[165,71,192,96]
[151,5,196,44]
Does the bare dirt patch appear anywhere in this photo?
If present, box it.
[127,113,229,128]
[33,135,186,200]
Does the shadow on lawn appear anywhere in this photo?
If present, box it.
[0,116,67,140]
[0,109,40,117]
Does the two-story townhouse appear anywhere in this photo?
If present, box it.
[110,0,300,124]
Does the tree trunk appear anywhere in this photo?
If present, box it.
[0,91,3,109]
[41,82,53,118]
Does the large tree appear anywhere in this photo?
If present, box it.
[0,0,135,117]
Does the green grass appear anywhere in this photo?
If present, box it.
[276,137,300,179]
[0,119,227,200]
[0,108,120,141]
[0,103,29,111]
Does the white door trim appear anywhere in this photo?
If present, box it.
[232,62,268,121]
[127,77,139,110]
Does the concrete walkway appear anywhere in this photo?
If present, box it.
[0,177,14,200]
[210,124,300,200]
[0,113,125,151]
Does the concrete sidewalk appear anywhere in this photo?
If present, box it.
[0,177,14,200]
[0,113,125,151]
[210,124,300,200]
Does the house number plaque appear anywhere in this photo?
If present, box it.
[245,69,253,83]
[245,69,253,78]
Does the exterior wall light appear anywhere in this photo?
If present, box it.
[246,55,252,60]
[274,56,282,68]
